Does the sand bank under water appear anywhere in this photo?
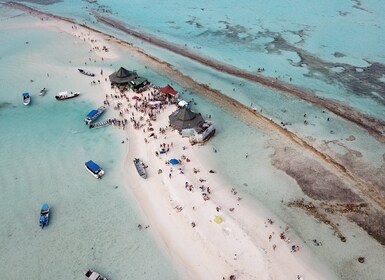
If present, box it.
[6,0,385,251]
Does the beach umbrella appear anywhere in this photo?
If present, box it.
[169,158,180,165]
[214,216,223,224]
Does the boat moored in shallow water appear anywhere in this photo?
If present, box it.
[85,106,107,125]
[55,91,80,100]
[89,119,112,129]
[78,68,95,77]
[84,269,108,280]
[22,92,30,105]
[85,160,105,179]
[39,203,49,229]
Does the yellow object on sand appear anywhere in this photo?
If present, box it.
[214,216,223,224]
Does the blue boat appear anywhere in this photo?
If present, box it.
[39,203,50,229]
[22,92,31,105]
[85,160,105,179]
[85,106,106,125]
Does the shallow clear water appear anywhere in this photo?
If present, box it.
[1,2,385,280]
[0,14,180,279]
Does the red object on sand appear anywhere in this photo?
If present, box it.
[160,84,178,96]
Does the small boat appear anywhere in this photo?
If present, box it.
[89,119,112,129]
[85,106,107,125]
[85,160,105,179]
[133,158,147,179]
[55,91,80,100]
[84,269,108,280]
[78,68,95,77]
[39,88,47,96]
[22,92,31,105]
[39,203,50,229]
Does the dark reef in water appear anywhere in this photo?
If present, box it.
[199,20,385,105]
[271,137,385,245]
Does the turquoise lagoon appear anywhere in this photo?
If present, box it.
[1,1,385,280]
[0,13,180,279]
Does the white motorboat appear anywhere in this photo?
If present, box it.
[84,269,108,280]
[85,160,105,179]
[39,88,47,96]
[22,92,31,105]
[55,91,80,100]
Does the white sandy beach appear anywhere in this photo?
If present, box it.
[5,12,340,279]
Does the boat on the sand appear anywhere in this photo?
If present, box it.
[133,158,147,179]
[55,91,80,100]
[78,68,95,77]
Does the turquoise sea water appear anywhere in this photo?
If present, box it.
[27,0,385,120]
[0,13,180,279]
[1,1,385,279]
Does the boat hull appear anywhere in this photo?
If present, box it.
[22,93,30,105]
[55,92,80,100]
[39,203,50,229]
[133,158,147,179]
[84,269,108,280]
[85,160,105,179]
[89,119,112,129]
[85,106,107,125]
[78,68,95,77]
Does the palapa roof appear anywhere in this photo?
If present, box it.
[109,67,137,84]
[169,107,205,131]
[160,84,178,96]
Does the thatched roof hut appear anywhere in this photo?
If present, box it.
[109,67,137,84]
[169,107,205,131]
